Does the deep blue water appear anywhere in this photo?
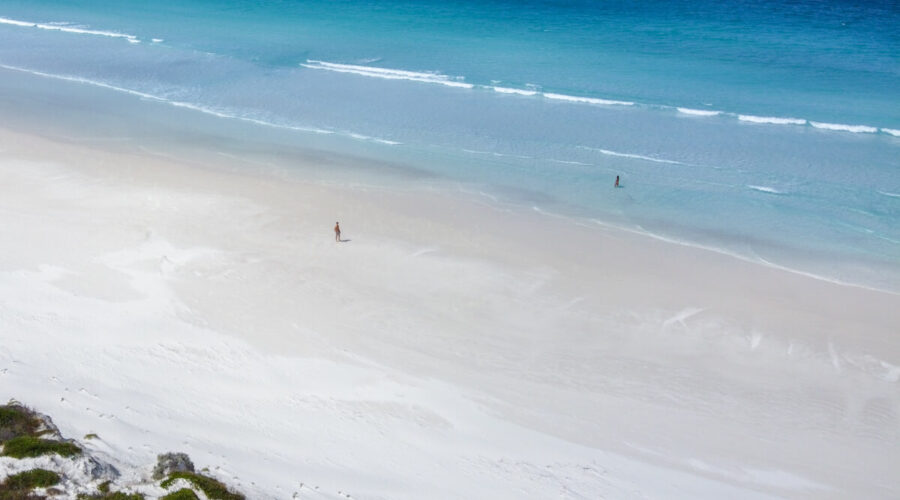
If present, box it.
[1,0,898,288]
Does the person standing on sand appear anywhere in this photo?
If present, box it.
[334,221,341,242]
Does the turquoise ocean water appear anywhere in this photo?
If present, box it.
[1,0,898,289]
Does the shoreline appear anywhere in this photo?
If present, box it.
[0,64,897,295]
[1,120,899,498]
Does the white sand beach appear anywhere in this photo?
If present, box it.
[1,120,898,499]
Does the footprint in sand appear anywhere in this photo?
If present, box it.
[78,388,100,399]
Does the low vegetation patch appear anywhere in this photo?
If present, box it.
[0,486,46,500]
[160,489,200,500]
[0,468,59,500]
[1,436,80,459]
[161,472,244,500]
[2,469,60,490]
[0,405,41,442]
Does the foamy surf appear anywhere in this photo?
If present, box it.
[301,60,474,89]
[0,16,140,43]
[347,132,402,145]
[881,128,900,137]
[543,93,634,106]
[492,86,539,96]
[738,114,806,125]
[809,121,878,134]
[677,107,722,116]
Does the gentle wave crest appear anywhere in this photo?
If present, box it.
[461,149,531,159]
[680,109,892,138]
[492,86,539,96]
[809,121,878,134]
[0,16,140,43]
[549,159,592,166]
[577,146,685,165]
[302,60,633,106]
[543,93,633,106]
[347,133,403,145]
[301,60,474,89]
[677,107,722,117]
[738,115,806,125]
[747,185,784,194]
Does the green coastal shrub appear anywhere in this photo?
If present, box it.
[2,469,60,489]
[0,405,41,442]
[0,486,46,500]
[1,436,80,459]
[160,489,200,500]
[161,472,244,500]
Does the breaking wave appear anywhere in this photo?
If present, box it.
[677,107,722,116]
[301,60,634,105]
[542,93,633,106]
[737,115,806,125]
[809,121,878,134]
[0,16,141,43]
[301,60,474,89]
[491,86,539,96]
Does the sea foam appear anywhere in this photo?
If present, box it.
[578,146,684,165]
[492,86,539,96]
[809,121,878,134]
[738,115,806,125]
[301,60,474,89]
[677,107,722,116]
[543,93,634,106]
[0,16,140,43]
